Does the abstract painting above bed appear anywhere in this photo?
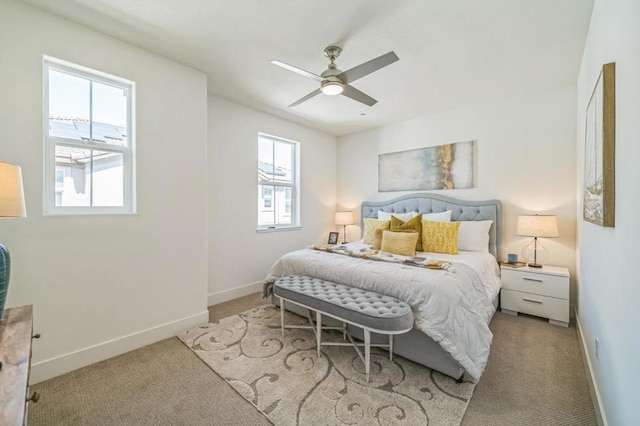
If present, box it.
[378,141,475,192]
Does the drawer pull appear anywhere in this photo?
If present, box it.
[32,333,41,339]
[522,297,543,304]
[27,391,40,403]
[523,277,543,283]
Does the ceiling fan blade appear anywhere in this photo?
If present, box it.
[271,60,324,82]
[289,88,322,107]
[341,85,377,106]
[337,51,399,84]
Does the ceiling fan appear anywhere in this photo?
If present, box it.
[271,46,399,107]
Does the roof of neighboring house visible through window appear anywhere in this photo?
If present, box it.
[49,117,126,145]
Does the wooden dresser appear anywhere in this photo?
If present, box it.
[0,305,38,425]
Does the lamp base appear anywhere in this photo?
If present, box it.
[0,243,10,321]
[522,237,549,268]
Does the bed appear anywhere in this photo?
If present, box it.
[266,192,503,381]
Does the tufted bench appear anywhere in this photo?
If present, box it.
[273,275,413,381]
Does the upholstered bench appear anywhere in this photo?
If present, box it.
[273,275,413,381]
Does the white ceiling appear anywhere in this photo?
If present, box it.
[20,0,594,136]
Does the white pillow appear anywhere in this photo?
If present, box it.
[377,211,417,221]
[457,220,493,252]
[423,210,452,222]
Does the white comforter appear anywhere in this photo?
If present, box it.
[265,242,501,381]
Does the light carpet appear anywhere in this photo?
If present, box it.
[179,304,476,426]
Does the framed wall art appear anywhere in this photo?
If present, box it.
[583,62,615,227]
[378,140,475,192]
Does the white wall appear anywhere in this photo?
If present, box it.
[207,96,337,304]
[0,0,209,382]
[576,0,640,423]
[338,87,578,307]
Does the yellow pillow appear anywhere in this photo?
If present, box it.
[372,228,384,250]
[380,230,419,256]
[390,214,423,251]
[363,218,390,245]
[421,221,461,254]
[374,229,416,250]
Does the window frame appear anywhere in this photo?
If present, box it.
[257,133,300,231]
[43,56,136,215]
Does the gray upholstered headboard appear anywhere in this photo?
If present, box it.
[361,193,503,259]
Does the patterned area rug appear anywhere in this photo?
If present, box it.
[178,304,476,426]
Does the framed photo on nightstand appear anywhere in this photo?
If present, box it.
[328,232,339,245]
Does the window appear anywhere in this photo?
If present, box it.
[257,134,299,229]
[44,57,135,214]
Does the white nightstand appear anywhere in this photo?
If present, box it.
[500,265,570,327]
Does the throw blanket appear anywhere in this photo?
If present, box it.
[264,248,495,381]
[309,244,457,270]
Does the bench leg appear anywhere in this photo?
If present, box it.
[279,298,285,338]
[316,310,322,358]
[364,329,371,382]
[389,335,393,361]
[343,322,346,341]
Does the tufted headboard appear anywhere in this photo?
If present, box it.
[361,193,503,259]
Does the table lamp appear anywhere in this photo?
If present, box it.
[516,214,559,268]
[0,162,27,320]
[334,211,354,244]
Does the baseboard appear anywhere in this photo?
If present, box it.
[208,281,263,306]
[575,308,608,426]
[30,310,209,384]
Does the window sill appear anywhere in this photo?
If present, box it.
[256,225,302,233]
[43,209,138,216]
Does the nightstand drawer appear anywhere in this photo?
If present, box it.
[501,289,569,323]
[501,268,569,299]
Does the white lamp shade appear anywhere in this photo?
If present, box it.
[0,162,27,218]
[334,211,354,226]
[516,215,558,238]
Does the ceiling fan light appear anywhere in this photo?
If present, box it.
[321,81,343,96]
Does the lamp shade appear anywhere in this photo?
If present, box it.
[516,215,558,238]
[334,211,354,226]
[0,162,26,218]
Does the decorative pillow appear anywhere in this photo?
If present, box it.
[421,221,461,254]
[377,211,417,221]
[380,230,419,256]
[457,220,493,252]
[423,210,452,222]
[390,214,423,251]
[372,228,384,250]
[363,218,390,245]
[373,228,417,250]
